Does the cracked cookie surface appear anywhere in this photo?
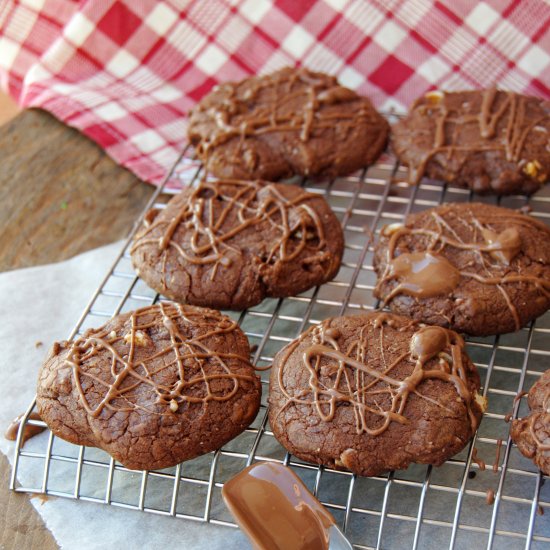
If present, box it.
[37,302,261,470]
[373,202,550,336]
[269,312,485,477]
[131,179,343,310]
[188,67,389,180]
[511,370,550,475]
[392,89,550,195]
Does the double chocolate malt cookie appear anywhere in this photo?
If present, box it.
[187,67,389,180]
[269,312,486,477]
[392,89,550,195]
[373,203,550,336]
[131,179,344,310]
[37,303,261,470]
[511,370,550,475]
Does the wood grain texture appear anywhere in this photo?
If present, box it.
[0,454,57,550]
[0,108,154,271]
[1,108,156,548]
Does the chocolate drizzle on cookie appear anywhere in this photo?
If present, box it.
[392,89,550,195]
[197,71,364,151]
[524,390,550,452]
[511,370,550,475]
[405,89,549,186]
[188,67,388,180]
[276,313,483,437]
[383,252,461,300]
[132,180,329,285]
[62,303,255,418]
[375,204,550,333]
[131,179,343,310]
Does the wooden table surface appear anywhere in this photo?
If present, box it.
[0,98,154,548]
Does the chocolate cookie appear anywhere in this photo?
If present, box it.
[392,89,550,195]
[187,67,389,180]
[37,303,261,470]
[511,370,550,475]
[268,312,486,477]
[373,203,550,336]
[131,179,344,310]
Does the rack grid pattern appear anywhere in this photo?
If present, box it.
[10,138,550,549]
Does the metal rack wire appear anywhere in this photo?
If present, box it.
[10,132,550,549]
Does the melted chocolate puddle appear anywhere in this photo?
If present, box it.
[5,412,45,445]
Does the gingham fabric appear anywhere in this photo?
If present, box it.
[0,0,549,185]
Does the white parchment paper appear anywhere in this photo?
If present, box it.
[0,242,248,549]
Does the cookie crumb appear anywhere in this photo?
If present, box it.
[124,330,151,347]
[472,447,486,471]
[523,160,545,182]
[475,392,488,413]
[424,90,443,104]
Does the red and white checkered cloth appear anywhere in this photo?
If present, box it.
[0,0,549,185]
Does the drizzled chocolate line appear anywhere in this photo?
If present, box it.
[512,374,550,468]
[195,69,371,160]
[277,313,479,436]
[62,303,255,418]
[131,179,330,286]
[376,207,550,331]
[407,89,548,185]
[524,415,545,445]
[472,447,486,471]
[513,390,528,405]
[527,388,550,452]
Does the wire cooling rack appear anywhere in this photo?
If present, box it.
[10,130,550,549]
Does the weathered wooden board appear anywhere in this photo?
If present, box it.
[0,108,156,549]
[0,109,154,271]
